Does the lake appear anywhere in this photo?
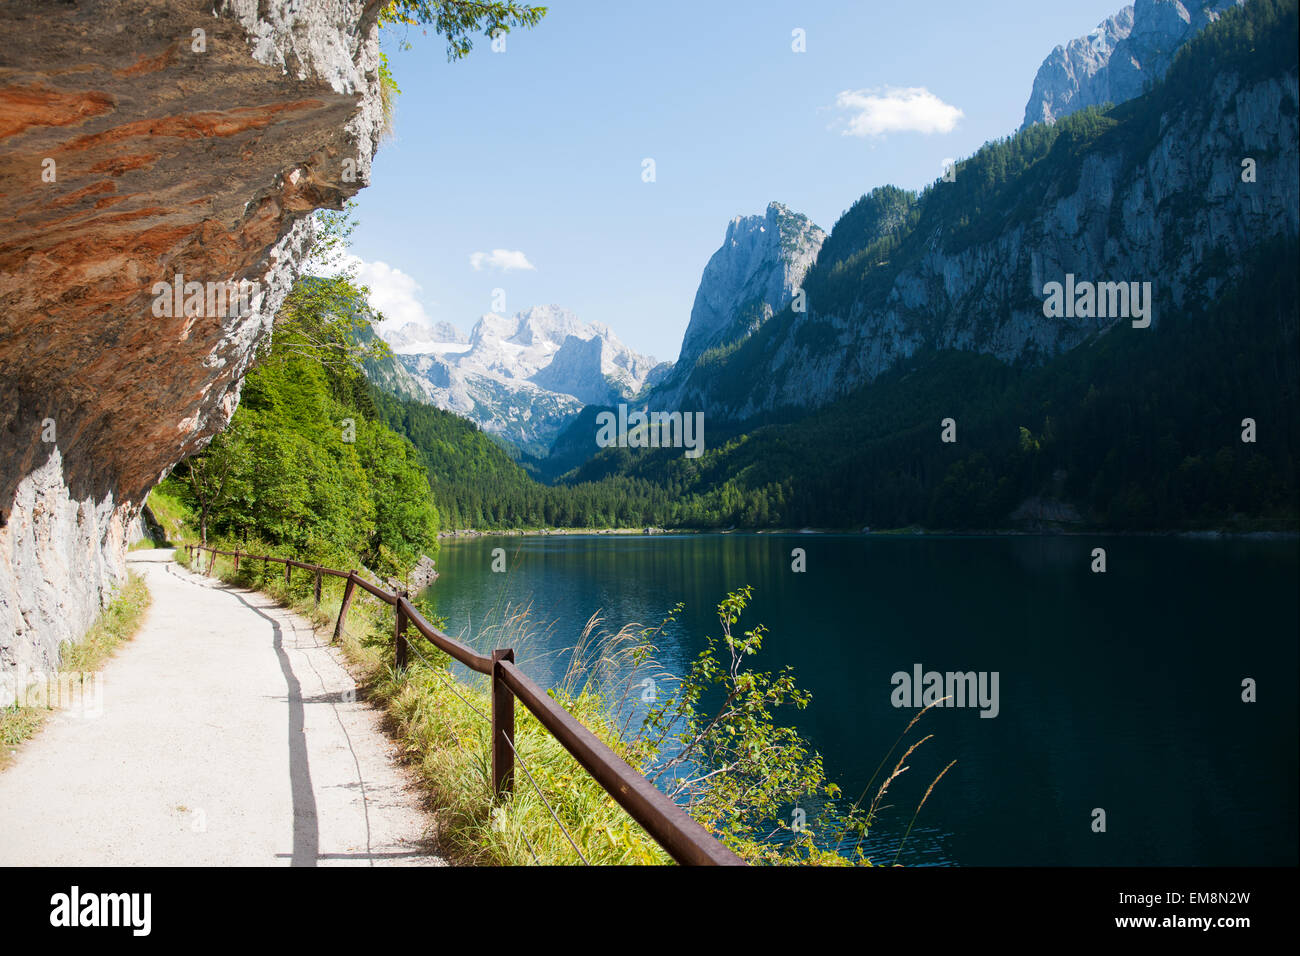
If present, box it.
[419,533,1298,866]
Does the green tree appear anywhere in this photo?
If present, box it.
[380,1,548,61]
[179,417,249,544]
[355,421,440,574]
[638,587,840,861]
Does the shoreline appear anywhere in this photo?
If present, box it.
[436,526,1300,540]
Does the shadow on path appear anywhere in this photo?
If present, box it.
[225,588,319,867]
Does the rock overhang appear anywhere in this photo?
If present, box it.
[0,0,386,674]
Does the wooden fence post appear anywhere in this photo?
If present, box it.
[492,648,516,799]
[333,574,357,643]
[313,569,322,607]
[395,596,408,670]
[233,550,240,573]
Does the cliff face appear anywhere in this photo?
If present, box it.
[677,202,824,369]
[1021,0,1243,130]
[650,201,824,413]
[0,0,386,683]
[676,54,1299,423]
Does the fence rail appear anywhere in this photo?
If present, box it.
[185,544,744,866]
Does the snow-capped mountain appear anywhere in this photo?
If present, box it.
[384,320,469,353]
[378,306,669,455]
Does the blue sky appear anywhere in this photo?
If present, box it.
[348,0,1122,360]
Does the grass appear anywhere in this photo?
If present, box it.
[0,572,152,771]
[145,478,191,545]
[178,542,940,866]
[377,661,671,865]
[179,544,670,864]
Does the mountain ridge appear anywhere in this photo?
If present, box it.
[661,0,1297,426]
[377,304,666,456]
[1021,0,1245,130]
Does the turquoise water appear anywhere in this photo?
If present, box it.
[419,533,1298,866]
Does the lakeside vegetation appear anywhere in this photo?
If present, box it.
[177,544,951,864]
[163,272,440,580]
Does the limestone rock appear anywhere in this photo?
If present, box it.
[680,202,826,367]
[677,65,1300,423]
[407,554,438,590]
[0,0,386,677]
[1021,0,1244,130]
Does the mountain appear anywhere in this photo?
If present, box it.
[653,201,824,410]
[377,305,666,456]
[505,200,823,481]
[1021,0,1244,130]
[658,0,1297,425]
[383,320,469,351]
[374,0,1296,535]
[553,0,1299,531]
[678,201,825,365]
[564,236,1298,530]
[358,325,428,403]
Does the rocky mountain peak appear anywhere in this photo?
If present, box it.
[677,201,825,367]
[1021,0,1244,130]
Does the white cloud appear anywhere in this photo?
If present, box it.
[833,86,963,137]
[469,248,536,272]
[337,254,435,333]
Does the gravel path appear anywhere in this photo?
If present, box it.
[0,549,443,866]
